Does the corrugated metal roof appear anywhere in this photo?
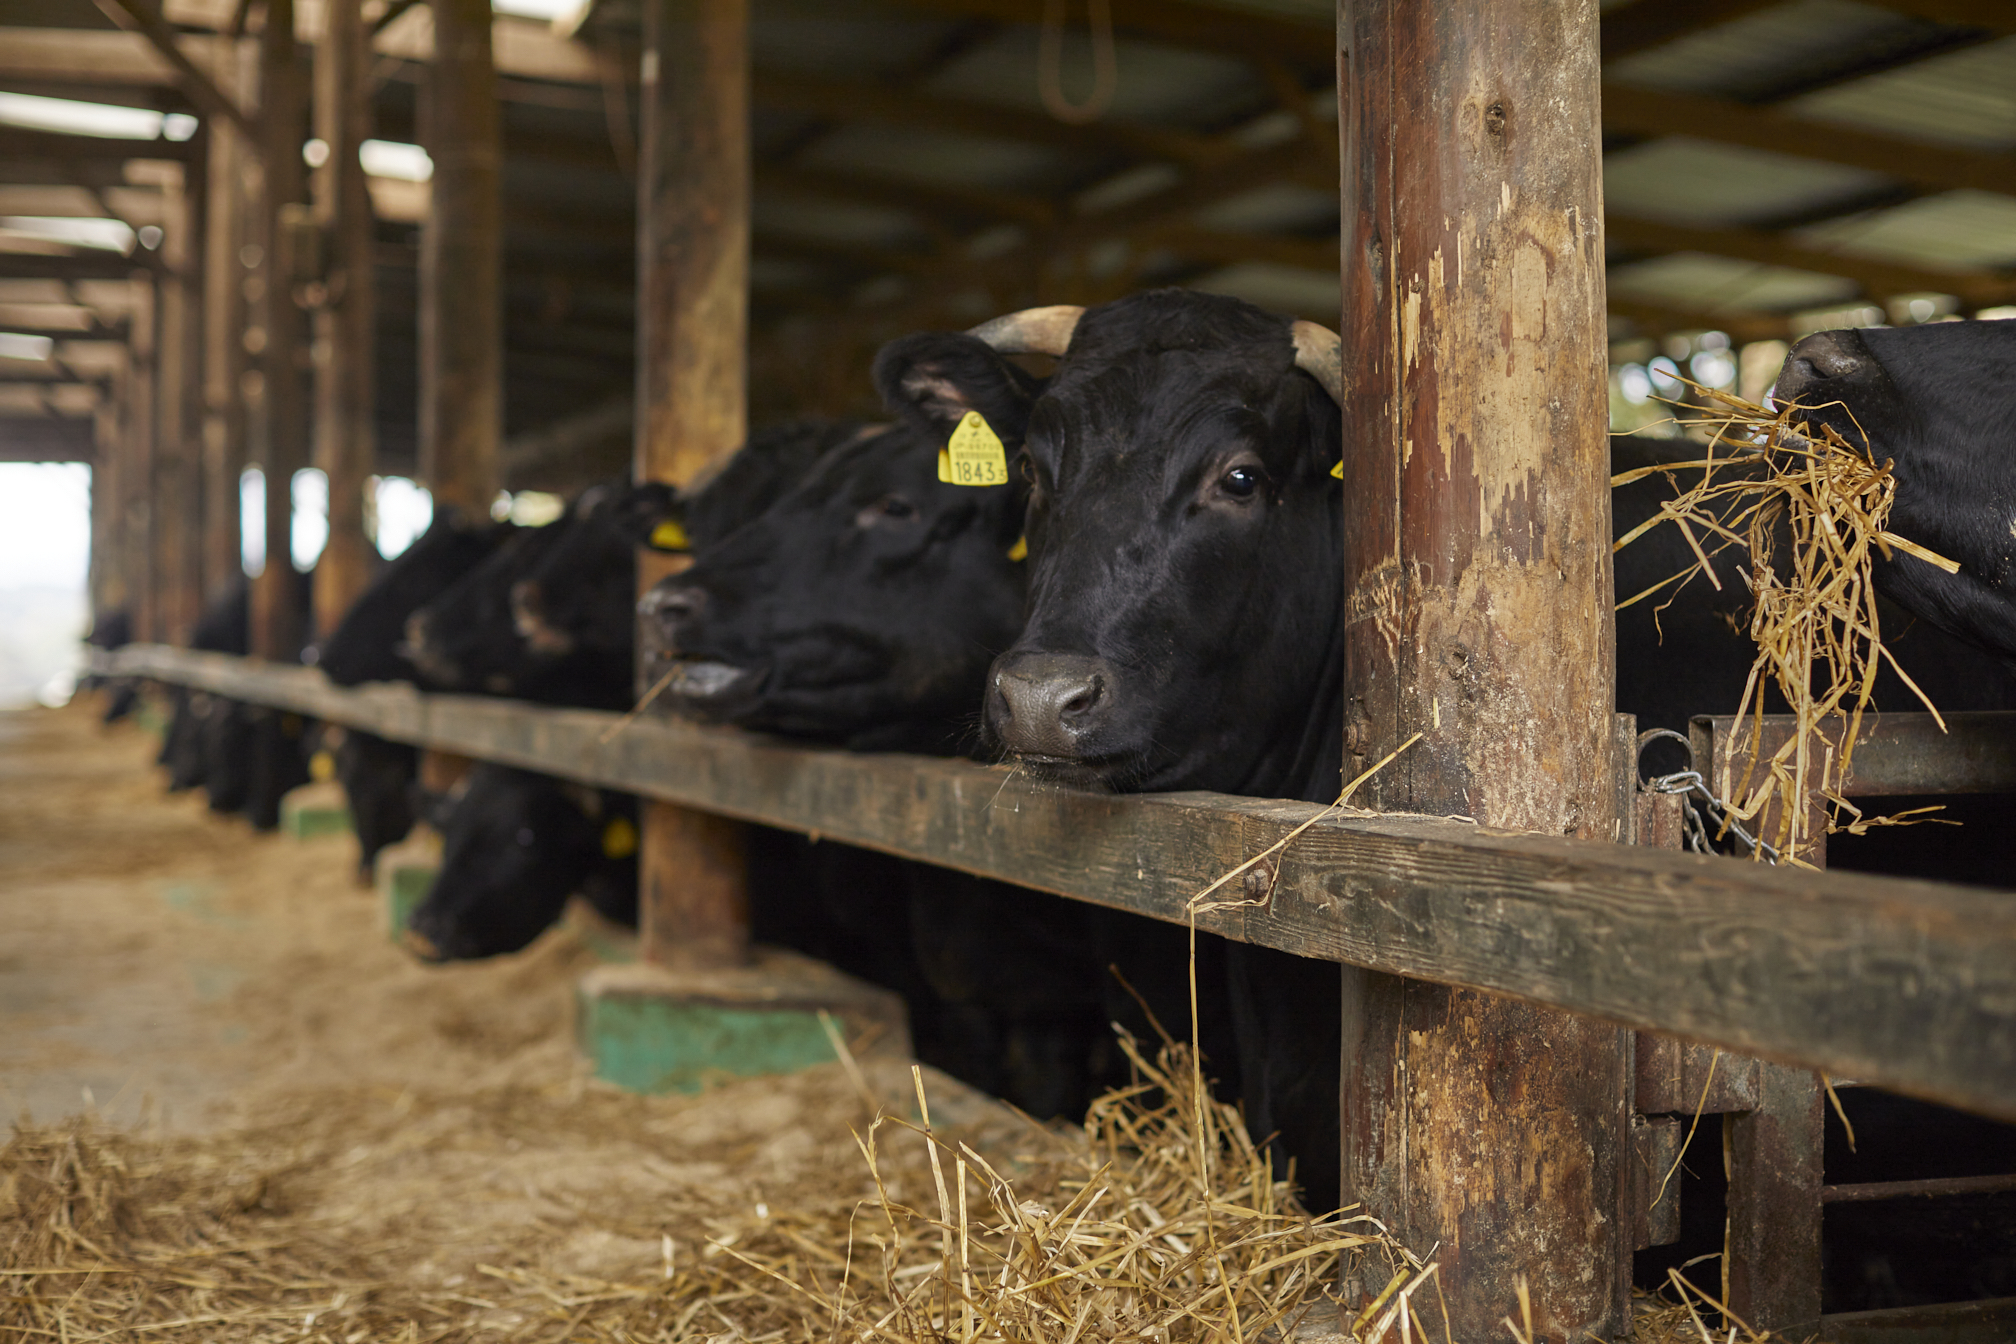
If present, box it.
[1607,251,1859,311]
[1795,190,2016,270]
[1788,35,2016,151]
[1602,137,1896,228]
[1607,0,1947,101]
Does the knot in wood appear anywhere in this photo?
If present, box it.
[1241,860,1276,902]
[1484,102,1507,139]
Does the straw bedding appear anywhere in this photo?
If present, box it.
[1613,382,1960,864]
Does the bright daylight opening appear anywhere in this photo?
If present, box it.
[0,462,92,709]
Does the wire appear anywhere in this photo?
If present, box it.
[1038,0,1116,126]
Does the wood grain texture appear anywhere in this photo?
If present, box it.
[115,647,2016,1123]
[311,0,377,636]
[632,0,753,970]
[417,0,501,515]
[199,46,249,610]
[1335,0,1624,1329]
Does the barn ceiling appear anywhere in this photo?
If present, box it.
[0,0,2012,482]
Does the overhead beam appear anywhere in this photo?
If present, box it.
[753,70,1220,168]
[89,0,254,136]
[0,127,199,163]
[1605,297,1793,343]
[1606,212,2016,308]
[1604,82,2016,199]
[0,252,148,282]
[889,0,1332,71]
[1600,0,1782,64]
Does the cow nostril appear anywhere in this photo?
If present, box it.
[1059,673,1102,719]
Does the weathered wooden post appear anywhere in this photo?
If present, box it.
[1335,0,1629,1336]
[251,0,309,661]
[123,271,158,642]
[154,152,205,644]
[576,0,907,1093]
[632,0,752,975]
[419,0,501,520]
[201,38,250,608]
[311,0,377,635]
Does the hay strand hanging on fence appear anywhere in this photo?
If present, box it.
[1612,381,1960,864]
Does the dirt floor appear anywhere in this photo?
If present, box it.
[0,698,1750,1343]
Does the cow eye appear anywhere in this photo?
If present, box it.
[1220,466,1262,499]
[857,495,917,529]
[878,496,916,519]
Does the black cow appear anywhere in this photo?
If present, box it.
[81,607,138,722]
[876,291,1348,1199]
[1773,320,2016,668]
[407,429,848,962]
[643,398,1215,1120]
[642,418,1031,753]
[309,508,517,878]
[405,765,639,961]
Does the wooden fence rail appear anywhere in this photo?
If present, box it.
[112,644,2016,1122]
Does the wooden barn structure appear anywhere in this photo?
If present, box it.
[3,0,2015,1339]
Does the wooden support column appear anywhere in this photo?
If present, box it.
[634,0,751,972]
[1335,0,1627,1337]
[153,153,206,644]
[418,0,500,517]
[124,272,158,641]
[251,0,310,660]
[201,38,250,606]
[312,0,377,635]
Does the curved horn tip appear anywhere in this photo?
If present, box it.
[1290,319,1347,405]
[966,304,1085,357]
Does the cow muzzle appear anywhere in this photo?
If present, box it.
[1775,330,1871,407]
[988,651,1116,763]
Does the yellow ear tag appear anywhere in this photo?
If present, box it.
[1330,459,1344,479]
[649,518,690,552]
[601,815,639,860]
[309,749,335,782]
[1007,534,1028,562]
[936,410,1011,487]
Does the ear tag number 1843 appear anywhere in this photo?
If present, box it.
[937,410,1011,487]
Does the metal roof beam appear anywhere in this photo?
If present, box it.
[1603,82,2016,199]
[1605,212,2016,308]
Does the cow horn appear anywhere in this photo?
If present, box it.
[967,305,1084,357]
[1290,320,1346,405]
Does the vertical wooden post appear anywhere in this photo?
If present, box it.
[90,398,123,623]
[1335,0,1627,1336]
[154,153,206,644]
[202,39,250,606]
[419,0,501,517]
[124,272,158,642]
[634,0,752,971]
[251,0,309,660]
[312,0,377,635]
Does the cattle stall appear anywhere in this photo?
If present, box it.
[8,0,2016,1339]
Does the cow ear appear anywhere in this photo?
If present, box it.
[606,481,688,551]
[873,333,1040,448]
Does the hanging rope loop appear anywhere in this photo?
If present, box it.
[1038,0,1116,125]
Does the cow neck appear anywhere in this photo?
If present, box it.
[1237,601,1347,807]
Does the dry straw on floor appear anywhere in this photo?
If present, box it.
[1612,382,1959,864]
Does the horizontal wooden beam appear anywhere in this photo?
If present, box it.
[0,126,199,163]
[91,0,254,136]
[111,644,2016,1122]
[753,70,1220,168]
[1694,712,2016,797]
[0,414,96,460]
[1606,213,2016,307]
[1600,0,1780,63]
[0,251,149,282]
[1603,82,2016,200]
[887,0,1333,71]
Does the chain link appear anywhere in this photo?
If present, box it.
[1635,729,1782,865]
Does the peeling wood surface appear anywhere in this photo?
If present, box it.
[115,646,2016,1124]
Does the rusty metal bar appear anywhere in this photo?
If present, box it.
[1823,1173,2016,1203]
[1693,712,2016,798]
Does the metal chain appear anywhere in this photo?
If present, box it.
[1635,729,1782,865]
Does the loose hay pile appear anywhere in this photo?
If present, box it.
[1613,382,1960,864]
[1,1050,1817,1344]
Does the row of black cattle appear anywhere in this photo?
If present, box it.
[102,295,2016,1309]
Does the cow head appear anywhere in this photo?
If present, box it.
[313,508,508,687]
[641,412,1034,753]
[405,765,635,961]
[1775,321,2016,665]
[879,290,1346,794]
